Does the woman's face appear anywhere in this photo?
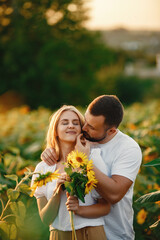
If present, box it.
[57,110,81,143]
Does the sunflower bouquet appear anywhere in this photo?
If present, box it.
[63,150,98,202]
[63,150,98,240]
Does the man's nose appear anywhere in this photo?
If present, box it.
[82,123,87,131]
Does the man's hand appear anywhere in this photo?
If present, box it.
[75,134,90,157]
[41,147,58,166]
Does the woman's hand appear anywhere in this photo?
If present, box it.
[75,134,90,157]
[66,193,80,214]
[55,172,67,194]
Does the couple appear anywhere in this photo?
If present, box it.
[32,95,142,240]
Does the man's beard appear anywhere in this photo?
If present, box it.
[82,131,107,142]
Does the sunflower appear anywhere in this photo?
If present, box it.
[30,169,60,197]
[85,175,98,194]
[86,159,94,172]
[67,151,78,169]
[67,150,88,168]
[85,166,98,194]
[136,209,148,225]
[87,169,96,179]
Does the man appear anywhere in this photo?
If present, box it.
[41,95,142,240]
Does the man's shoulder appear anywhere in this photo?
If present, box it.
[117,130,140,149]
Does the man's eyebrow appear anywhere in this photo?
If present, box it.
[88,123,95,129]
[84,117,95,129]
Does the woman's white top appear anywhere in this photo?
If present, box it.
[31,148,108,231]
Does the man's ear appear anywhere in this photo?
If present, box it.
[108,127,116,135]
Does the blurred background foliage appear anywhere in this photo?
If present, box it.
[0,0,119,108]
[0,0,159,110]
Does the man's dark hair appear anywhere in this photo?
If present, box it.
[88,95,124,128]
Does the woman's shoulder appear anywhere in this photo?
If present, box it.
[34,161,56,173]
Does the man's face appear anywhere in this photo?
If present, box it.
[82,110,109,142]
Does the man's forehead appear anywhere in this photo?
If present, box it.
[85,110,105,126]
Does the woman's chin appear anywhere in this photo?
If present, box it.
[63,137,77,143]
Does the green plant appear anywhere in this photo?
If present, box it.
[0,170,32,240]
[136,158,160,238]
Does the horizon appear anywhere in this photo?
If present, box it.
[86,25,160,32]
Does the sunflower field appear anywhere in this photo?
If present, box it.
[0,101,160,240]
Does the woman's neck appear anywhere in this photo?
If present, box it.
[59,142,75,162]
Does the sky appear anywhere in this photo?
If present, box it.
[84,0,160,31]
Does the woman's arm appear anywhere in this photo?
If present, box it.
[37,189,60,225]
[66,195,111,218]
[37,173,66,225]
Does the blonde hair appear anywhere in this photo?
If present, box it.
[46,105,84,160]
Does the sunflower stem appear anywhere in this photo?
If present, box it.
[69,211,77,240]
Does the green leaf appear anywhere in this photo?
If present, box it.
[0,184,7,191]
[64,167,72,176]
[150,219,160,229]
[5,175,18,182]
[10,202,18,215]
[9,202,26,229]
[143,158,160,167]
[135,190,160,204]
[81,182,86,188]
[9,201,26,218]
[10,201,26,228]
[64,182,74,195]
[16,216,24,228]
[76,186,85,203]
[7,147,20,155]
[18,183,30,194]
[71,172,78,178]
[0,176,14,186]
[9,224,17,240]
[0,221,9,239]
[0,163,6,173]
[17,201,26,218]
[7,189,20,201]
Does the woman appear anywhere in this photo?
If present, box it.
[31,105,110,240]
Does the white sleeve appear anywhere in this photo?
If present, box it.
[112,146,142,182]
[89,148,108,199]
[31,162,47,199]
[89,148,108,175]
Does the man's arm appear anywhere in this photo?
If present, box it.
[41,134,89,165]
[93,165,133,204]
[66,195,111,218]
[41,147,58,165]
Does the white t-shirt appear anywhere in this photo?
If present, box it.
[31,148,107,231]
[92,130,142,240]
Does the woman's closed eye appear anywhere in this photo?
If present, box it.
[61,121,68,125]
[61,120,80,125]
[72,120,80,125]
